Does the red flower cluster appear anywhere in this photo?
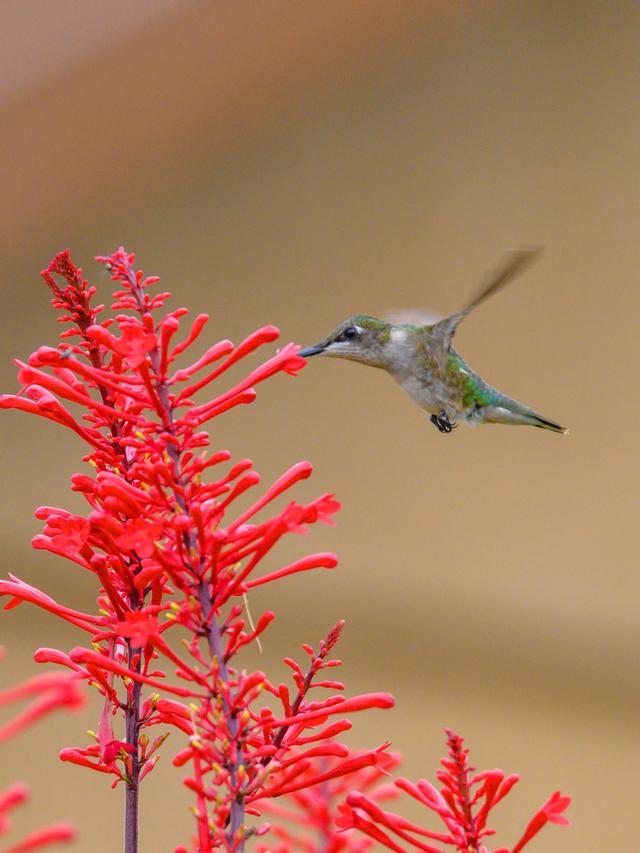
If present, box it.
[0,249,394,851]
[0,648,83,851]
[338,729,570,853]
[255,748,402,852]
[0,248,570,853]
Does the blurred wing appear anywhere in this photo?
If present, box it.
[429,246,543,370]
[383,308,442,327]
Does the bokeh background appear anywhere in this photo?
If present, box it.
[1,1,638,850]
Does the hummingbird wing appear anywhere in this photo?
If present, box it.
[429,246,543,371]
[383,309,443,326]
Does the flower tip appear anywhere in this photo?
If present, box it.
[262,325,280,340]
[29,346,62,366]
[33,648,57,664]
[21,821,77,847]
[544,791,572,825]
[68,647,89,664]
[41,248,72,275]
[335,803,353,830]
[2,781,30,805]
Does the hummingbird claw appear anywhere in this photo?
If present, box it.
[430,411,457,434]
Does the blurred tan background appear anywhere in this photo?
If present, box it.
[1,1,638,850]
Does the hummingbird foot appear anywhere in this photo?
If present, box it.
[430,411,457,434]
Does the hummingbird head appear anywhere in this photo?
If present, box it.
[299,315,393,368]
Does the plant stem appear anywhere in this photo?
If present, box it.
[451,736,479,853]
[197,582,246,851]
[127,268,247,848]
[78,298,143,852]
[124,592,143,853]
[124,683,142,852]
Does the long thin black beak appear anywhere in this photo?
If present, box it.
[299,344,325,358]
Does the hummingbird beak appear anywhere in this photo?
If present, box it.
[298,344,325,358]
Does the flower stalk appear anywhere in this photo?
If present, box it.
[124,592,143,853]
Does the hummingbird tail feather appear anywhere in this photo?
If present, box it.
[528,413,569,434]
[481,401,569,434]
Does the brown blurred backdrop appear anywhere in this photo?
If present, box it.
[0,1,638,850]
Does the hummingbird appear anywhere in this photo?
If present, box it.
[299,247,568,435]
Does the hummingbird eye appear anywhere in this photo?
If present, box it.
[338,326,358,342]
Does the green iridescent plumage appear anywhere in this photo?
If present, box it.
[350,315,392,343]
[446,352,497,409]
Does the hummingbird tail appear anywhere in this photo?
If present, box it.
[481,400,569,434]
[528,414,569,435]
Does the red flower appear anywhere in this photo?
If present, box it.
[49,516,90,556]
[101,740,136,765]
[116,517,164,558]
[509,791,571,853]
[0,248,391,852]
[340,730,570,853]
[0,668,84,744]
[113,612,160,648]
[0,822,76,852]
[0,247,570,853]
[256,755,401,853]
[111,325,158,369]
[0,652,80,849]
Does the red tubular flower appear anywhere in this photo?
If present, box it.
[1,822,76,853]
[0,576,102,632]
[1,248,569,853]
[266,693,394,730]
[0,783,30,831]
[48,516,90,555]
[0,675,84,744]
[112,612,161,648]
[245,552,338,588]
[109,325,158,369]
[341,730,570,853]
[115,518,164,559]
[257,744,394,798]
[508,791,571,853]
[256,754,402,853]
[0,248,395,852]
[0,653,80,849]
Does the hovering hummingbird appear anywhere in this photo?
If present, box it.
[299,247,567,435]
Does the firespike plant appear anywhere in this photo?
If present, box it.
[0,248,570,852]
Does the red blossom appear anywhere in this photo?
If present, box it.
[0,783,29,833]
[109,324,158,369]
[113,612,161,647]
[102,740,136,764]
[0,669,84,744]
[115,517,164,558]
[256,755,401,853]
[340,730,570,853]
[509,791,571,853]
[1,247,569,853]
[0,653,80,849]
[49,515,90,555]
[0,822,76,853]
[0,248,390,852]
